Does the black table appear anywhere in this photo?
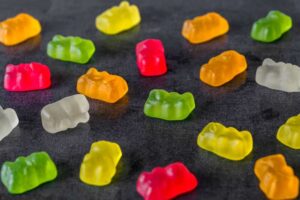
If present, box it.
[0,0,300,199]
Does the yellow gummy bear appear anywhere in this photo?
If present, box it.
[197,122,253,161]
[95,1,141,35]
[277,114,300,149]
[79,141,122,186]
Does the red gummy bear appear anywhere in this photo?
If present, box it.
[4,62,51,91]
[136,162,198,200]
[136,39,167,76]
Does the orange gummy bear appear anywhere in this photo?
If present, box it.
[182,12,229,44]
[254,154,299,200]
[0,13,41,46]
[200,50,247,87]
[77,68,128,103]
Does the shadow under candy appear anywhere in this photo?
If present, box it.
[2,89,53,107]
[89,95,129,120]
[199,71,247,97]
[182,34,229,53]
[0,34,42,56]
[95,25,141,54]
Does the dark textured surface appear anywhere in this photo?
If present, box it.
[0,0,300,199]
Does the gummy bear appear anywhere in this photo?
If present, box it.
[80,141,122,186]
[0,105,18,141]
[254,154,299,199]
[136,39,167,76]
[182,12,229,44]
[136,162,198,200]
[47,35,95,64]
[95,1,141,35]
[255,58,300,92]
[41,94,90,134]
[277,114,300,149]
[251,10,292,43]
[77,68,128,103]
[1,151,57,194]
[197,122,253,161]
[144,89,195,121]
[0,13,41,46]
[4,62,51,92]
[200,50,247,87]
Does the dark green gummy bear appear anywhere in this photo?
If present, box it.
[251,10,292,42]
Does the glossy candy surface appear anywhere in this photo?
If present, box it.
[80,141,122,186]
[197,122,253,160]
[255,58,300,92]
[1,151,57,194]
[182,12,229,44]
[0,106,18,142]
[95,1,141,35]
[77,68,128,103]
[251,10,292,42]
[200,50,247,87]
[144,89,195,121]
[47,35,95,64]
[254,154,299,199]
[0,13,41,46]
[277,114,300,149]
[41,94,90,134]
[136,162,198,200]
[4,62,51,91]
[136,39,167,76]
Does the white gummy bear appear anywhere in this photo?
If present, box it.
[255,58,300,92]
[0,106,19,141]
[41,94,90,134]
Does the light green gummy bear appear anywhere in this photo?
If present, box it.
[251,10,292,42]
[1,151,57,194]
[47,34,95,64]
[144,89,195,121]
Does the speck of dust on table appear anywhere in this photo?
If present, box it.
[0,0,300,199]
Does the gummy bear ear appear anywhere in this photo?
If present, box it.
[53,34,64,41]
[5,64,17,72]
[262,58,275,66]
[87,67,98,74]
[120,1,130,7]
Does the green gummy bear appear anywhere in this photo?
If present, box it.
[251,10,292,42]
[144,89,195,121]
[1,151,57,194]
[47,34,95,64]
